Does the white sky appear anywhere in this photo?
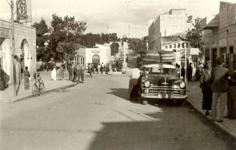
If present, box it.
[0,0,236,37]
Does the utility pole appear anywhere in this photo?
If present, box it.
[10,0,17,96]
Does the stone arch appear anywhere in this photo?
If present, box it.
[92,54,100,66]
[20,39,31,72]
[0,38,11,76]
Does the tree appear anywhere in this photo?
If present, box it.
[186,18,203,50]
[33,19,49,61]
[79,33,118,48]
[48,14,87,62]
[110,42,119,56]
[127,37,147,52]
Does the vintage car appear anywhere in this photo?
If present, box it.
[138,63,187,105]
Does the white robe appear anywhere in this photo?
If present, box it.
[51,68,57,81]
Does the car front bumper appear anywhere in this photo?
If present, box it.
[141,93,187,100]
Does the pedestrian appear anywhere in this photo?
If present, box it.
[200,61,212,116]
[128,64,141,102]
[101,62,105,74]
[58,65,65,80]
[181,66,185,80]
[227,70,236,119]
[24,66,30,90]
[187,63,193,81]
[97,64,101,74]
[68,62,73,81]
[211,57,229,122]
[51,66,57,81]
[88,63,92,77]
[0,65,9,90]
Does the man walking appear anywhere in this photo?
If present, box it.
[67,62,73,81]
[211,57,229,122]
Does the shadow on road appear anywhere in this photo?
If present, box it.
[87,109,236,150]
[107,88,130,101]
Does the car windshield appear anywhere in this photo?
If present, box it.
[146,67,176,75]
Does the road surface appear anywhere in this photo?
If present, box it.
[0,74,236,150]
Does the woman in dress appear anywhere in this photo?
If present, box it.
[200,61,212,116]
[24,66,30,90]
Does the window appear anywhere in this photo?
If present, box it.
[165,46,168,49]
[174,44,176,48]
[178,43,180,48]
[182,43,185,48]
[169,45,172,49]
[186,43,189,48]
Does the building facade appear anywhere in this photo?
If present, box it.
[202,1,236,69]
[0,19,36,84]
[148,9,192,52]
[74,44,111,68]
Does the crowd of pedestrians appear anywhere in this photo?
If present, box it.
[200,57,236,122]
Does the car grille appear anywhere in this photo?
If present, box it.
[148,88,181,94]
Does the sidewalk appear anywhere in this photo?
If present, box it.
[187,81,236,140]
[0,71,75,103]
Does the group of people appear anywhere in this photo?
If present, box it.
[51,65,65,81]
[67,62,85,84]
[180,62,202,81]
[200,57,236,122]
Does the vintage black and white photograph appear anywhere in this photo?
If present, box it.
[1,0,236,149]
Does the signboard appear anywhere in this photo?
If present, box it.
[16,0,31,22]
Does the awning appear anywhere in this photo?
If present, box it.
[202,15,219,30]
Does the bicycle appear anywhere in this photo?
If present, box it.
[32,73,45,96]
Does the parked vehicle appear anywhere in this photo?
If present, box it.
[138,63,187,105]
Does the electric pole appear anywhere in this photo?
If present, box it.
[10,0,17,96]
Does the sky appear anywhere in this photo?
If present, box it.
[0,0,236,38]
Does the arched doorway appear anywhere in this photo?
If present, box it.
[21,39,31,72]
[92,54,100,66]
[0,38,11,76]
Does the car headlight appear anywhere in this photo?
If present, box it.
[144,81,151,88]
[172,85,180,89]
[179,82,186,88]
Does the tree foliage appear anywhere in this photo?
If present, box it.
[110,42,119,56]
[127,37,147,53]
[32,19,49,61]
[48,14,87,62]
[79,33,118,48]
[186,18,203,49]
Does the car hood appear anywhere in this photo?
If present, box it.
[144,74,182,86]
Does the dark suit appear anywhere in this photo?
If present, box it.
[211,65,229,121]
[227,71,236,118]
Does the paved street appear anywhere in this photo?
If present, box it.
[1,74,236,150]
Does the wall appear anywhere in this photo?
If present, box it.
[0,19,36,83]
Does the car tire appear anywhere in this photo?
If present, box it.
[137,96,147,105]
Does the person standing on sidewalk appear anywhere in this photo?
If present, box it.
[227,70,236,119]
[200,61,212,116]
[128,65,141,102]
[88,63,92,77]
[67,62,73,81]
[211,57,229,122]
[23,66,30,90]
[187,63,193,81]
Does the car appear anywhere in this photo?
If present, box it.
[137,63,187,105]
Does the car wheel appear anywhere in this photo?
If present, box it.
[137,96,147,105]
[142,100,148,105]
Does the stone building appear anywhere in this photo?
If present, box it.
[0,19,36,83]
[74,44,111,68]
[148,9,192,52]
[202,1,236,68]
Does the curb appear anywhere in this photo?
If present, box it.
[10,83,76,103]
[185,98,236,141]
